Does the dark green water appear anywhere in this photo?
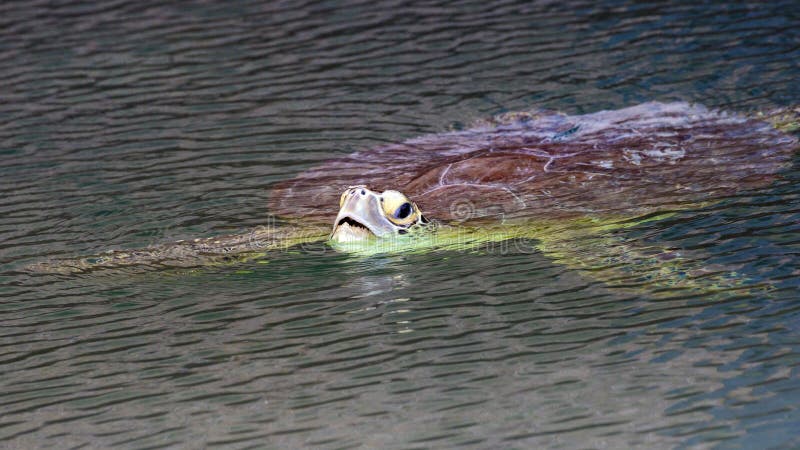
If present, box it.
[2,1,800,448]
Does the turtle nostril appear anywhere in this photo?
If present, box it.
[360,189,365,195]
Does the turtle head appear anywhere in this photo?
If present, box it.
[330,186,428,242]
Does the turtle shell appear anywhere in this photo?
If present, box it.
[270,102,797,224]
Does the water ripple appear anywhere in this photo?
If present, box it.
[1,0,800,448]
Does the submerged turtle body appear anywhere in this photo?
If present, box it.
[29,102,799,275]
[271,102,796,227]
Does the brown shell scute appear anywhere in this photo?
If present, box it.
[269,102,798,223]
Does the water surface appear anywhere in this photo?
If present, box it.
[1,1,800,448]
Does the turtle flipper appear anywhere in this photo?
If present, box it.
[26,224,326,274]
[532,223,754,295]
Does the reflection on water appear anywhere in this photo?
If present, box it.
[1,0,800,448]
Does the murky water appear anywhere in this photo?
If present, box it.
[2,1,800,448]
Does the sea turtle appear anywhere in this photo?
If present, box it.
[30,102,800,288]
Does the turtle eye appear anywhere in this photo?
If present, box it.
[380,190,418,226]
[394,202,412,219]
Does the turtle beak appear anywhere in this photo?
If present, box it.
[330,187,397,242]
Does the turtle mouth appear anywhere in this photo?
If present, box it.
[331,216,376,242]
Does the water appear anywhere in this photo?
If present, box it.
[2,0,800,448]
